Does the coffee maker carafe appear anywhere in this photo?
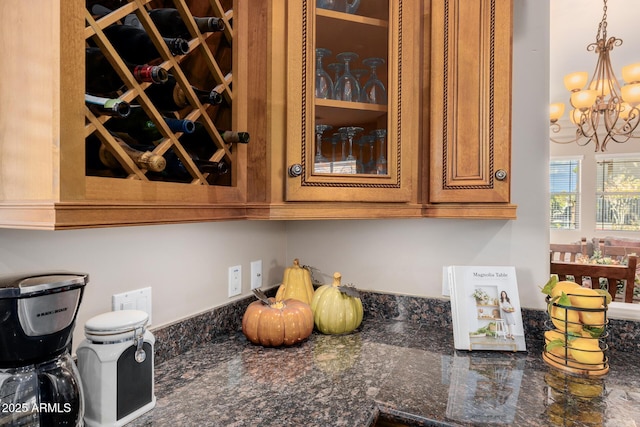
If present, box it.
[0,272,88,426]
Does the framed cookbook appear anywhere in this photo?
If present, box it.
[445,266,526,351]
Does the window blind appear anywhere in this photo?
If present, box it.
[596,157,640,231]
[550,159,580,229]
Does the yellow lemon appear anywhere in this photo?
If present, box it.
[551,281,581,299]
[544,330,569,357]
[594,288,612,305]
[568,337,604,365]
[579,308,605,328]
[567,287,606,309]
[550,305,582,333]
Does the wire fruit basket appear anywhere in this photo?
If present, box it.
[541,278,610,377]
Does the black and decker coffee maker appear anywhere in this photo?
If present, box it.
[0,272,88,426]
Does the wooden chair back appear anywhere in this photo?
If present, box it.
[550,237,589,263]
[550,255,638,303]
[596,239,640,261]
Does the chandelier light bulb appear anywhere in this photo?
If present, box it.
[619,102,632,120]
[622,63,640,84]
[589,79,612,97]
[569,109,583,125]
[563,72,588,92]
[621,83,640,106]
[549,103,565,122]
[570,89,598,111]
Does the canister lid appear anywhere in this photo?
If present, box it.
[84,310,149,343]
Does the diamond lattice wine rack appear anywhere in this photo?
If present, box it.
[84,0,236,186]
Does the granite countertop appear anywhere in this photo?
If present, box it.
[127,319,640,427]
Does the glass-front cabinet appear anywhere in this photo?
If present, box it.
[284,0,420,202]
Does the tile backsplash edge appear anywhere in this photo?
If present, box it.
[150,291,640,364]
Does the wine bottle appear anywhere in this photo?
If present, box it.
[106,107,195,142]
[91,4,224,39]
[86,47,168,96]
[147,8,225,39]
[177,124,249,161]
[85,134,166,173]
[128,143,229,182]
[100,24,189,64]
[85,94,131,117]
[144,75,223,111]
[163,155,230,181]
[163,117,196,134]
[217,130,250,144]
[181,123,249,145]
[108,118,162,144]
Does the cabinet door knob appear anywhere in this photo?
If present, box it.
[495,169,508,181]
[288,164,303,177]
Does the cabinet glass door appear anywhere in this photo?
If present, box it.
[313,1,388,176]
[286,0,415,202]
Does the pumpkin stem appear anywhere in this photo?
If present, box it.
[271,301,285,309]
[293,258,300,267]
[332,272,342,287]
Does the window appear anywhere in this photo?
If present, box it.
[550,158,580,229]
[596,156,640,231]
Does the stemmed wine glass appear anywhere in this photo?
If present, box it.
[334,52,360,102]
[361,135,375,173]
[372,129,387,174]
[315,48,334,99]
[355,137,367,173]
[314,124,332,163]
[338,126,363,162]
[330,133,340,173]
[334,132,347,161]
[361,57,387,104]
[352,68,369,94]
[327,62,343,96]
[316,0,336,10]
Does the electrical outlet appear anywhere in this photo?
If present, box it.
[112,287,152,325]
[250,260,263,289]
[228,265,242,297]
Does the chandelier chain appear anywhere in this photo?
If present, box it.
[597,0,608,41]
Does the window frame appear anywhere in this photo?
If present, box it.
[595,153,640,232]
[549,156,582,230]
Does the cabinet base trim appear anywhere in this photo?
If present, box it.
[246,203,424,220]
[0,202,247,230]
[422,203,517,219]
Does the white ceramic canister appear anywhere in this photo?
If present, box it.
[77,310,156,427]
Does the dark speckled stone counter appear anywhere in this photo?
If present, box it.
[128,315,640,426]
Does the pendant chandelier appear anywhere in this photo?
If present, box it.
[549,0,640,151]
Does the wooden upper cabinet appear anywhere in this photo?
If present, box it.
[0,0,246,230]
[425,0,516,219]
[283,0,420,204]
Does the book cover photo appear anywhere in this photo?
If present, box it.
[446,266,526,352]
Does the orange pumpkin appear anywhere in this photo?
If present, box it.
[242,298,314,347]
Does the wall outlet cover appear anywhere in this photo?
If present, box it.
[228,265,242,297]
[112,287,152,325]
[250,260,263,289]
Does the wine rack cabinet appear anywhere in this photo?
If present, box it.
[0,0,247,229]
